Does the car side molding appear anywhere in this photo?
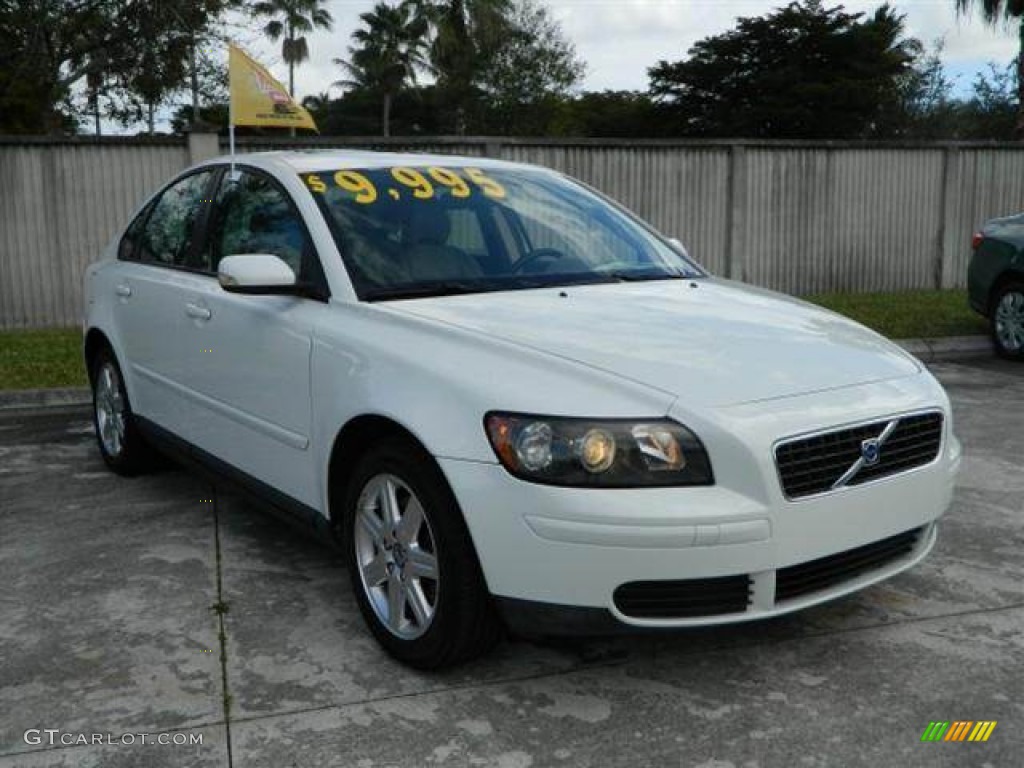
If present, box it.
[135,416,338,549]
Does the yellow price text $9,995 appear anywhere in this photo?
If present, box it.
[303,167,507,204]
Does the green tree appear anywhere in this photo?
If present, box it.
[0,1,118,133]
[171,103,230,134]
[336,1,430,136]
[956,0,1024,137]
[557,91,671,138]
[251,0,333,97]
[422,0,584,133]
[301,91,333,126]
[648,1,920,138]
[955,62,1019,138]
[474,0,583,132]
[875,39,959,138]
[427,0,510,132]
[316,85,446,135]
[0,0,233,135]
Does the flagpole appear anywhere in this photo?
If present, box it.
[228,43,236,176]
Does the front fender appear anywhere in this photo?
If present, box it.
[310,300,676,516]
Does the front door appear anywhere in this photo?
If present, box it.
[181,168,329,509]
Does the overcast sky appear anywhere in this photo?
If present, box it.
[242,0,1019,102]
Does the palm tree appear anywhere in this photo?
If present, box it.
[335,1,430,136]
[301,90,332,125]
[956,0,1024,137]
[251,0,333,97]
[428,0,509,133]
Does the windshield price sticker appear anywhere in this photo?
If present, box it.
[303,167,507,203]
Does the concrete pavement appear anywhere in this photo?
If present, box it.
[1,359,1021,767]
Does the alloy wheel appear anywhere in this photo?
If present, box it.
[995,290,1024,353]
[95,362,126,458]
[353,473,440,640]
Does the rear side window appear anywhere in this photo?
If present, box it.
[137,171,215,268]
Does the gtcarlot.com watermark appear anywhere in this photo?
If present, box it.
[24,729,203,747]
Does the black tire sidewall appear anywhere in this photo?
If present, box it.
[990,282,1024,361]
[342,437,493,668]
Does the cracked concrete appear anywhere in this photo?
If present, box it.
[1,359,1021,767]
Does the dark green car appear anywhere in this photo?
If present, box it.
[968,214,1024,360]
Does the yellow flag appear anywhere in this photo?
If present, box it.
[228,44,317,131]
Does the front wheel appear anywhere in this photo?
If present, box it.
[343,437,500,668]
[991,282,1024,361]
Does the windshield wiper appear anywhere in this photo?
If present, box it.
[603,270,688,282]
[363,281,485,301]
[363,275,568,301]
[363,272,688,301]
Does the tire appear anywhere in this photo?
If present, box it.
[89,348,153,475]
[990,281,1024,361]
[342,436,501,669]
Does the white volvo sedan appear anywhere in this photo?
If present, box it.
[84,151,961,668]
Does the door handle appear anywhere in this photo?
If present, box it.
[185,302,212,321]
[115,283,132,298]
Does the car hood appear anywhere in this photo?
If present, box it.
[389,279,921,408]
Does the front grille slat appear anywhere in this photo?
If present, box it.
[614,575,751,619]
[775,412,943,499]
[776,543,916,590]
[780,458,867,483]
[776,528,922,602]
[777,551,916,597]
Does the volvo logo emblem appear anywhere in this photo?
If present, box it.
[860,437,881,466]
[829,419,899,491]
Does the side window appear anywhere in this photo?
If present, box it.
[137,171,215,268]
[118,203,152,261]
[207,171,309,276]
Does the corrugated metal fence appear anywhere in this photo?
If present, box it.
[0,137,189,328]
[2,135,1023,329]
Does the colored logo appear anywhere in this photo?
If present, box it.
[860,437,881,466]
[921,721,997,742]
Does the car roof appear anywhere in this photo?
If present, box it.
[196,150,548,176]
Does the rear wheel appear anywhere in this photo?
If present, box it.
[991,281,1024,361]
[90,349,153,475]
[343,436,500,668]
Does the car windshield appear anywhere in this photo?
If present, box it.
[300,165,703,300]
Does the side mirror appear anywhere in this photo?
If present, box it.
[667,238,690,258]
[218,254,298,295]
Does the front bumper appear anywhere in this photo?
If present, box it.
[440,377,961,634]
[492,524,937,637]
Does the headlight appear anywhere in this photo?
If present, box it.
[484,413,713,487]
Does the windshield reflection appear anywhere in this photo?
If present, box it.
[301,165,703,300]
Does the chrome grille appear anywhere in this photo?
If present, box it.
[775,412,943,500]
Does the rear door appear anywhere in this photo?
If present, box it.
[111,169,218,429]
